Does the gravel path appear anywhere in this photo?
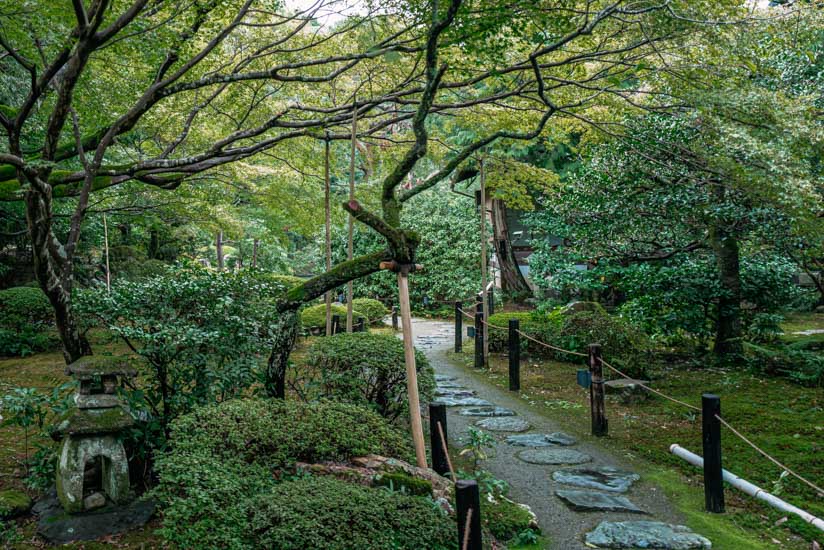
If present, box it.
[404,317,710,550]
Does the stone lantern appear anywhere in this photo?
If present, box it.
[54,356,136,513]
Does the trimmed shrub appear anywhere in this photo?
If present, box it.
[155,399,411,549]
[300,303,365,331]
[352,297,389,323]
[307,333,435,421]
[0,287,57,356]
[486,311,560,355]
[247,476,456,550]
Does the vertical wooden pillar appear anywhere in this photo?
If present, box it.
[509,319,520,392]
[456,480,483,550]
[398,270,427,468]
[331,314,341,336]
[356,317,365,333]
[488,285,494,315]
[454,301,463,353]
[702,394,724,513]
[588,344,608,436]
[429,403,449,476]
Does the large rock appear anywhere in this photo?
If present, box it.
[459,407,516,417]
[585,520,711,549]
[555,490,645,513]
[506,432,577,447]
[516,448,592,465]
[552,466,639,493]
[476,417,531,432]
[0,489,32,519]
[434,388,475,398]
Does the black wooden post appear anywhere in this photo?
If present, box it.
[455,479,482,550]
[429,403,449,476]
[356,317,365,332]
[702,394,724,513]
[391,306,399,330]
[454,301,463,353]
[509,319,520,392]
[488,286,494,315]
[588,344,608,436]
[474,298,484,369]
[331,314,341,335]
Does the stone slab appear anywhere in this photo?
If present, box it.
[434,388,476,398]
[516,448,592,465]
[585,520,712,549]
[433,397,493,407]
[476,417,531,432]
[459,407,516,417]
[505,432,577,447]
[545,432,577,446]
[555,490,645,513]
[435,375,457,382]
[34,490,156,545]
[552,467,640,493]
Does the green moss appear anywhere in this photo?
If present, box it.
[374,472,432,496]
[481,495,537,542]
[55,406,133,436]
[0,490,32,519]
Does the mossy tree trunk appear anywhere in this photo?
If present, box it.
[709,185,742,358]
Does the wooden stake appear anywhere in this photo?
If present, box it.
[398,270,427,468]
[346,100,357,333]
[324,137,333,337]
[103,214,110,294]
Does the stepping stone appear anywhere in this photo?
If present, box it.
[555,490,645,513]
[516,448,591,465]
[476,417,531,432]
[436,382,465,389]
[435,375,456,382]
[506,434,556,447]
[585,521,711,549]
[552,466,640,493]
[546,432,577,446]
[434,396,493,407]
[459,407,516,417]
[434,388,475,398]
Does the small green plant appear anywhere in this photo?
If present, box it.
[747,313,784,344]
[459,426,496,472]
[511,528,540,546]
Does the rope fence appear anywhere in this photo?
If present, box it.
[450,300,823,504]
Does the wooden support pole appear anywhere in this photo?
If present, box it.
[324,137,333,337]
[102,214,110,294]
[456,480,483,550]
[331,314,341,336]
[588,344,608,437]
[479,160,489,364]
[356,316,365,333]
[702,393,725,513]
[454,301,463,353]
[488,285,494,315]
[398,270,427,468]
[509,319,520,392]
[391,306,399,330]
[429,403,449,476]
[346,100,357,333]
[474,297,484,369]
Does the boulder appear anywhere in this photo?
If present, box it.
[585,520,711,549]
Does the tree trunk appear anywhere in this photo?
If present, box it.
[24,186,91,364]
[265,310,299,398]
[147,228,159,259]
[709,187,742,357]
[490,199,531,300]
[216,231,224,271]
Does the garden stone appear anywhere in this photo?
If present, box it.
[585,520,712,549]
[0,489,32,519]
[476,417,531,432]
[506,434,556,447]
[545,432,577,446]
[516,448,592,465]
[434,388,475,398]
[604,379,650,403]
[435,374,456,382]
[555,490,645,513]
[434,396,493,407]
[459,407,516,417]
[552,467,640,493]
[83,492,106,511]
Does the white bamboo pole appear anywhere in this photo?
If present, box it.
[670,444,824,532]
[103,214,110,294]
[324,138,333,336]
[398,270,427,468]
[346,101,357,333]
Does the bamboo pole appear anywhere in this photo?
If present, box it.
[479,159,488,365]
[346,101,357,333]
[324,137,333,336]
[397,270,427,468]
[103,214,111,294]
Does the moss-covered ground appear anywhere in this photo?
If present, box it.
[449,311,823,549]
